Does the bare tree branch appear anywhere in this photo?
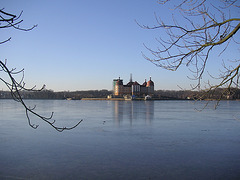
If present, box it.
[0,9,82,131]
[140,0,240,104]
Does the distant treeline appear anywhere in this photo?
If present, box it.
[0,89,112,100]
[1,88,240,100]
[155,88,240,100]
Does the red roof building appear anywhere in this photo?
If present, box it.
[113,75,154,97]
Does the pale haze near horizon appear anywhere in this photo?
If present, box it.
[1,0,239,91]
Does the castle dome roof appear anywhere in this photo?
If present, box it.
[116,79,123,85]
[147,77,154,87]
[142,79,147,87]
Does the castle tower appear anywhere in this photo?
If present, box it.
[113,77,123,96]
[146,77,154,95]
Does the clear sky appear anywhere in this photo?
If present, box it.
[1,0,239,91]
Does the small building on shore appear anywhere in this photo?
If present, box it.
[112,74,154,98]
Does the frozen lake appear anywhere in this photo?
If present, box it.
[0,99,240,179]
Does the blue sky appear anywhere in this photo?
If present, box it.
[1,0,239,91]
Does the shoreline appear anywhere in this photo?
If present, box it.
[79,98,240,101]
[81,97,156,101]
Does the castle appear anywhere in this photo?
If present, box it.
[113,74,154,97]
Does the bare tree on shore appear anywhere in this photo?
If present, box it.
[0,9,82,131]
[139,0,240,105]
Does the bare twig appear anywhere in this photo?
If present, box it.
[140,0,240,107]
[0,9,82,131]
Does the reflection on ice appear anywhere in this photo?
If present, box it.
[1,100,240,179]
[113,101,154,126]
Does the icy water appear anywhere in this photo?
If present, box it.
[0,100,240,180]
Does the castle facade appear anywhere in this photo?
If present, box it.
[113,75,154,97]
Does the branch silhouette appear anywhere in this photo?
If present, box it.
[0,9,82,131]
[140,0,240,105]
